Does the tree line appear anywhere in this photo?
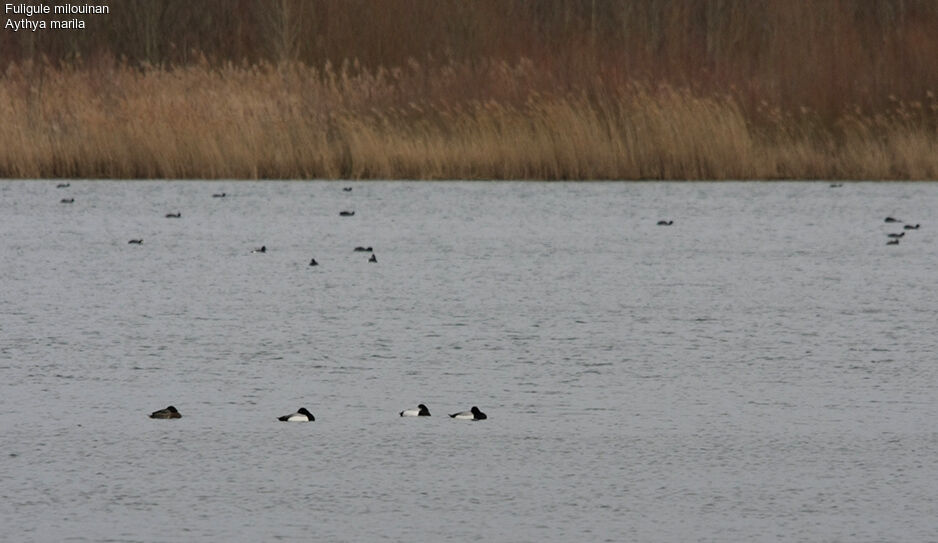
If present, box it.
[3,0,937,115]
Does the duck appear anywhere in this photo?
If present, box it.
[309,258,318,266]
[128,239,143,244]
[903,224,920,230]
[368,254,377,263]
[149,405,181,419]
[887,232,905,238]
[449,406,487,420]
[278,407,314,422]
[252,245,267,253]
[829,183,843,188]
[884,217,902,223]
[339,211,356,217]
[657,220,673,226]
[212,192,226,198]
[343,187,353,192]
[887,239,900,245]
[165,212,181,218]
[400,404,431,417]
[354,246,373,252]
[56,182,70,188]
[60,198,74,204]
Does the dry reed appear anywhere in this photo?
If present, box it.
[1,59,937,180]
[3,1,938,179]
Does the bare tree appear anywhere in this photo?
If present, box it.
[264,0,306,62]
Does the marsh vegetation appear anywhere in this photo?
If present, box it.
[2,0,937,179]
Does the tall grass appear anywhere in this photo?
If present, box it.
[2,59,936,179]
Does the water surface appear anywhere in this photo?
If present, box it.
[1,181,936,542]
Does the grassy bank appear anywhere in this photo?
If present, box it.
[2,60,937,180]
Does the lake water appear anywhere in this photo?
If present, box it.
[1,180,936,542]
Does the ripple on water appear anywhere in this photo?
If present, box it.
[2,181,938,542]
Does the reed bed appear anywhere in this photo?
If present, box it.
[1,59,937,180]
[3,1,938,179]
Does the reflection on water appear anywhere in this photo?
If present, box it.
[1,180,937,542]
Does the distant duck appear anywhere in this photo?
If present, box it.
[829,183,843,188]
[449,406,487,420]
[56,182,70,188]
[903,224,920,230]
[252,245,267,253]
[149,405,181,419]
[60,198,74,203]
[887,232,905,238]
[212,192,226,198]
[339,211,356,217]
[400,404,431,417]
[657,220,673,226]
[884,217,902,223]
[165,212,181,218]
[309,258,318,266]
[128,239,143,244]
[354,246,373,252]
[887,239,900,245]
[343,187,353,192]
[368,254,378,263]
[278,407,314,422]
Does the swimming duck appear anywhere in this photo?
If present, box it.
[278,407,314,422]
[657,220,673,226]
[57,183,70,188]
[903,224,920,230]
[449,406,487,420]
[149,406,181,419]
[887,239,900,245]
[339,211,356,217]
[212,193,226,198]
[887,232,904,238]
[343,187,353,192]
[354,246,373,252]
[252,246,267,253]
[60,198,74,204]
[309,258,318,266]
[368,254,377,263]
[400,404,431,417]
[884,217,902,223]
[128,239,143,244]
[165,212,181,218]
